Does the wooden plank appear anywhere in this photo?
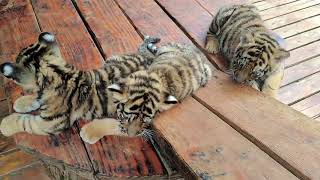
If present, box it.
[0,77,6,101]
[291,92,320,118]
[0,150,37,176]
[286,27,320,50]
[285,40,320,67]
[261,0,320,20]
[153,98,297,179]
[0,99,10,119]
[255,0,300,11]
[274,15,320,38]
[1,162,50,180]
[195,0,246,14]
[265,4,320,29]
[278,72,320,104]
[195,71,320,179]
[0,133,16,155]
[282,56,320,86]
[71,0,165,177]
[118,0,228,69]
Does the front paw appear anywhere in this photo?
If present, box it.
[13,95,40,113]
[80,123,103,144]
[0,113,22,136]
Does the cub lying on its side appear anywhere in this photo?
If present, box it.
[206,4,290,97]
[0,32,158,136]
[80,39,212,144]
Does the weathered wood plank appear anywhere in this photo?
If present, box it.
[0,0,94,174]
[291,92,320,118]
[195,71,320,179]
[274,15,320,38]
[278,72,320,104]
[282,56,320,86]
[118,0,226,69]
[265,4,320,29]
[285,40,320,67]
[1,162,50,180]
[0,99,10,119]
[0,150,37,176]
[71,0,165,177]
[255,0,300,11]
[261,0,320,20]
[286,27,320,50]
[153,97,297,179]
[195,0,246,14]
[0,133,16,155]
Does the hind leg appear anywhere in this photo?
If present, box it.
[80,118,127,144]
[13,95,41,113]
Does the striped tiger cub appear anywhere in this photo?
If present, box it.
[205,4,290,97]
[0,32,159,136]
[80,40,212,144]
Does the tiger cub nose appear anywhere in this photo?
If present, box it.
[0,62,14,77]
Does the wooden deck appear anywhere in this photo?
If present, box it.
[0,0,320,179]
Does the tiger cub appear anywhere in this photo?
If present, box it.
[205,4,290,97]
[0,32,159,136]
[80,41,212,144]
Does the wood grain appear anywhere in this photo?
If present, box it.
[278,72,320,104]
[1,162,50,180]
[194,71,320,179]
[286,27,320,50]
[291,92,320,118]
[255,0,300,11]
[116,0,226,69]
[274,15,320,38]
[282,56,320,86]
[265,4,320,29]
[261,0,320,20]
[0,150,37,176]
[71,0,165,177]
[153,97,297,179]
[0,134,16,155]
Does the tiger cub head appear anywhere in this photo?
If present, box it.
[107,71,178,137]
[231,31,290,83]
[0,32,64,91]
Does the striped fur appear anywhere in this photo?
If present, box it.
[0,32,157,136]
[205,5,290,97]
[107,42,212,137]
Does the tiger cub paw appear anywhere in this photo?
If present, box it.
[205,36,219,54]
[13,95,40,113]
[80,123,103,144]
[0,113,22,136]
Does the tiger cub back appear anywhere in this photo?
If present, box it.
[107,42,212,137]
[205,5,289,97]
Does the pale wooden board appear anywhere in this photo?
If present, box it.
[286,27,320,50]
[274,15,320,38]
[261,0,320,20]
[291,92,320,118]
[285,40,320,67]
[255,0,300,11]
[264,4,320,29]
[153,97,297,179]
[282,56,320,86]
[195,71,320,179]
[278,72,320,104]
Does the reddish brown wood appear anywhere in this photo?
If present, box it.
[260,0,319,20]
[278,72,320,104]
[195,0,247,14]
[291,92,320,118]
[264,5,320,29]
[282,56,320,86]
[71,0,165,177]
[194,71,320,179]
[153,97,297,179]
[1,162,51,180]
[0,150,37,176]
[0,134,16,155]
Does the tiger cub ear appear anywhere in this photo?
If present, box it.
[164,95,178,104]
[275,48,290,61]
[38,32,56,44]
[107,84,123,93]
